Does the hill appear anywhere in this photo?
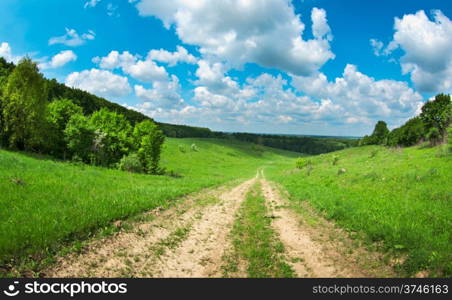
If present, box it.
[0,138,297,275]
[265,144,452,277]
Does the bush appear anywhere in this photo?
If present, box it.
[64,113,95,163]
[133,120,165,174]
[427,127,441,146]
[191,143,199,152]
[89,108,133,166]
[295,158,311,169]
[332,155,339,165]
[118,153,144,173]
[178,145,187,153]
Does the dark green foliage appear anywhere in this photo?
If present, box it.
[230,132,357,154]
[361,121,389,145]
[89,108,133,167]
[426,127,441,146]
[1,58,48,151]
[64,113,95,163]
[387,117,425,147]
[46,99,83,158]
[133,120,165,174]
[420,93,451,142]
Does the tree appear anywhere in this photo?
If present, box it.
[420,94,451,143]
[46,99,83,158]
[133,120,165,174]
[89,108,133,166]
[64,113,95,163]
[371,121,390,145]
[1,58,48,150]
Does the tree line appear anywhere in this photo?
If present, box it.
[361,93,452,147]
[0,57,165,174]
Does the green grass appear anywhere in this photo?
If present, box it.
[0,138,298,275]
[224,182,294,278]
[266,144,452,277]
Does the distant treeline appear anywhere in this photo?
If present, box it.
[0,57,356,155]
[222,133,358,154]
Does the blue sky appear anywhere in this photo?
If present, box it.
[0,0,451,136]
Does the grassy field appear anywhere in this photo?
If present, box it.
[0,138,298,274]
[266,144,452,277]
[223,182,294,278]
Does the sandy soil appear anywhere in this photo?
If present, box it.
[45,169,394,278]
[261,179,395,278]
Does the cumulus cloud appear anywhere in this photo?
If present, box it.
[93,50,168,82]
[148,46,197,66]
[0,42,20,63]
[65,69,131,98]
[49,28,96,47]
[133,0,334,76]
[134,75,184,109]
[292,64,423,126]
[39,50,77,70]
[375,10,452,93]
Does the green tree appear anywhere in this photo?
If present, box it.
[420,94,452,143]
[1,58,48,150]
[371,121,390,145]
[133,120,165,174]
[64,113,95,163]
[46,99,83,158]
[89,108,133,166]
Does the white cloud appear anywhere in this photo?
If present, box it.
[148,46,197,66]
[65,69,131,98]
[377,10,452,93]
[292,64,424,127]
[133,1,334,76]
[311,7,333,41]
[0,42,20,63]
[49,28,96,47]
[93,50,168,82]
[84,0,101,9]
[370,38,384,56]
[39,50,77,70]
[134,75,184,109]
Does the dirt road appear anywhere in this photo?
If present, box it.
[46,170,394,278]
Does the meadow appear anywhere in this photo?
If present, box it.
[0,137,298,273]
[266,144,452,277]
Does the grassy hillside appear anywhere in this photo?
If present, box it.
[266,144,452,277]
[0,138,298,273]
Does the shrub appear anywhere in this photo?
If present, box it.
[118,153,144,173]
[332,155,339,165]
[427,127,441,146]
[89,108,133,166]
[295,158,311,169]
[64,113,95,163]
[178,145,187,153]
[133,120,165,174]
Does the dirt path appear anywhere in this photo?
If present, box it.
[46,177,256,278]
[261,178,395,278]
[45,168,394,278]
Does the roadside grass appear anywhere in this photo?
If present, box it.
[223,182,294,278]
[0,138,298,276]
[266,144,452,277]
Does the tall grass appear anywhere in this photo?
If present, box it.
[266,145,452,277]
[0,138,298,271]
